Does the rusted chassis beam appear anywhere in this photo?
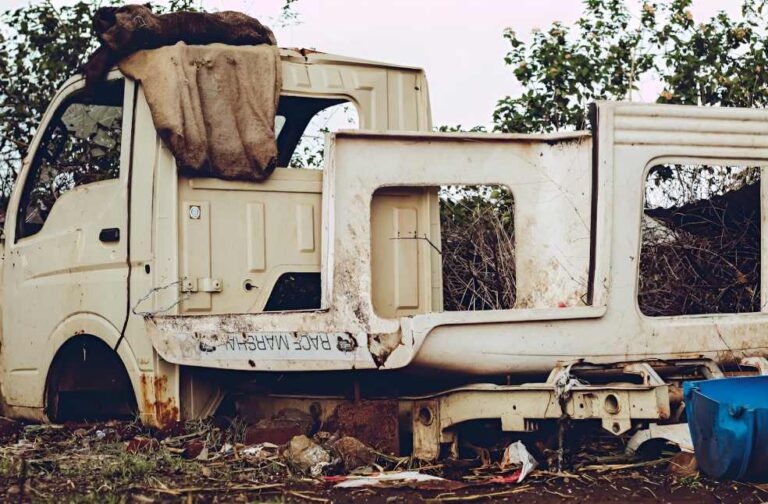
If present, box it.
[409,363,670,461]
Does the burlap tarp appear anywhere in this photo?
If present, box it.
[119,42,282,181]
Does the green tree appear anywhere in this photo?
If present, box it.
[494,0,768,133]
[0,0,203,213]
[0,0,307,214]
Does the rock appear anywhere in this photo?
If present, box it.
[182,440,206,459]
[284,435,331,477]
[326,400,399,455]
[313,431,338,446]
[668,451,698,477]
[126,436,160,454]
[156,420,187,440]
[245,408,313,445]
[331,436,376,472]
[0,417,21,439]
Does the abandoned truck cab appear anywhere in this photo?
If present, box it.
[3,45,768,459]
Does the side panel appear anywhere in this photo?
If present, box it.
[414,104,768,374]
[148,131,594,372]
[177,171,324,314]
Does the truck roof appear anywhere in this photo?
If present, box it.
[279,47,424,72]
[78,46,425,88]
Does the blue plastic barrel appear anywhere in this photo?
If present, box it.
[684,376,768,481]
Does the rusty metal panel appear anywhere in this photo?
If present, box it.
[410,363,671,460]
[327,400,400,455]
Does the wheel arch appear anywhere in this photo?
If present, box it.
[43,313,143,421]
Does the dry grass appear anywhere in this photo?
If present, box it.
[439,186,516,311]
[439,172,760,317]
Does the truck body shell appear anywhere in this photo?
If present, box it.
[2,48,767,455]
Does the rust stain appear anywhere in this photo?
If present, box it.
[326,400,400,455]
[139,373,180,429]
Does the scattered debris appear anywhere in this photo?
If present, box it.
[182,440,206,459]
[668,451,699,477]
[0,417,763,502]
[331,471,449,489]
[327,400,400,455]
[126,436,160,454]
[626,422,694,456]
[242,442,280,459]
[284,435,331,477]
[245,408,314,445]
[331,436,376,472]
[500,441,538,482]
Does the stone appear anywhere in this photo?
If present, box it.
[668,451,699,477]
[245,408,314,445]
[284,435,331,477]
[331,436,376,472]
[326,400,399,455]
[0,417,21,439]
[182,440,206,459]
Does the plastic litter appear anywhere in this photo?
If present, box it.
[284,435,331,477]
[242,442,279,458]
[626,423,694,455]
[500,441,538,482]
[332,471,446,488]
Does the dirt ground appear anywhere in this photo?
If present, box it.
[0,418,765,503]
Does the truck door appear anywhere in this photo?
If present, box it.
[2,76,133,407]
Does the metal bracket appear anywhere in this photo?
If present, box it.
[181,278,223,293]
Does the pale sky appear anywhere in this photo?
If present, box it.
[4,0,745,128]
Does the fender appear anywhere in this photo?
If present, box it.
[2,312,142,421]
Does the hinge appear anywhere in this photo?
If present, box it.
[182,278,223,293]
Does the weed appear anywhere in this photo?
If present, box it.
[677,474,704,490]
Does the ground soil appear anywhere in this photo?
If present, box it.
[0,418,764,503]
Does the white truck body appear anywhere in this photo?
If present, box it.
[2,47,767,458]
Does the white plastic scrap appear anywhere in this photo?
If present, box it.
[242,442,279,458]
[334,471,446,488]
[552,363,587,401]
[501,441,538,483]
[626,423,694,455]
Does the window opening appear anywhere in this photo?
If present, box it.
[263,272,321,311]
[440,185,516,311]
[275,96,359,169]
[16,79,124,240]
[639,163,760,316]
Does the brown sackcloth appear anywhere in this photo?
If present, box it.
[82,5,276,89]
[118,42,282,181]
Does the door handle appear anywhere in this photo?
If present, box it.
[99,227,120,243]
